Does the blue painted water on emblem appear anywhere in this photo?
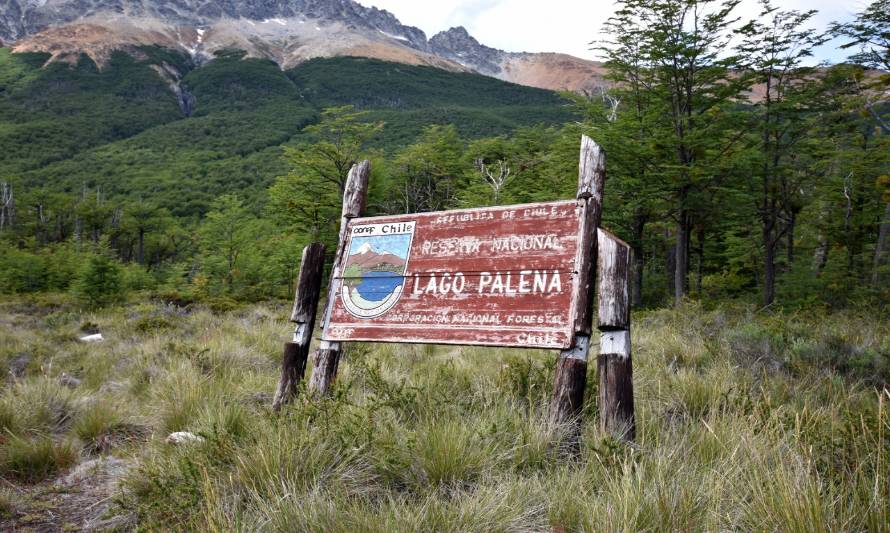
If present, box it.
[355,271,403,302]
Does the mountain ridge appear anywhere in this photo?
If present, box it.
[0,0,608,92]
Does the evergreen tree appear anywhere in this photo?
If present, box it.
[268,106,383,245]
[73,240,123,307]
[736,0,827,304]
[599,0,749,305]
[832,0,890,287]
[197,194,255,296]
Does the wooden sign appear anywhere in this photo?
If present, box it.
[322,200,583,349]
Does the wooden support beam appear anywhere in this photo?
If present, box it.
[597,229,635,441]
[308,160,371,396]
[273,242,325,411]
[548,136,605,430]
[598,229,630,330]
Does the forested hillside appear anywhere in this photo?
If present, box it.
[0,50,572,216]
[0,0,887,312]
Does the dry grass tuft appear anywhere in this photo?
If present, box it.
[0,297,887,529]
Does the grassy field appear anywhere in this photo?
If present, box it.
[0,296,888,531]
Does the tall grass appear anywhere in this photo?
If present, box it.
[0,297,887,530]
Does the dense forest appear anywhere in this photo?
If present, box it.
[0,0,887,313]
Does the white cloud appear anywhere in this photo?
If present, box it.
[357,0,866,64]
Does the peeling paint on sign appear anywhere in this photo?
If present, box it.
[323,200,583,349]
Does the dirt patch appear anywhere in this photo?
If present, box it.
[1,456,134,532]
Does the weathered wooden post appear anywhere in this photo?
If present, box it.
[273,242,326,411]
[548,136,606,430]
[597,229,635,441]
[308,160,371,396]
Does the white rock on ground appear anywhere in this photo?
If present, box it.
[165,431,205,445]
[79,333,104,342]
[58,372,82,388]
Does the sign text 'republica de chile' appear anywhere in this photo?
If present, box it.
[323,200,584,349]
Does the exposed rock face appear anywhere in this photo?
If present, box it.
[2,0,610,93]
[1,0,427,47]
[430,26,503,76]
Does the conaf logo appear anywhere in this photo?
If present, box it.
[340,221,415,319]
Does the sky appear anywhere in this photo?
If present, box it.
[356,0,871,64]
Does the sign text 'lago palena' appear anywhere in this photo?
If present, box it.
[323,200,583,349]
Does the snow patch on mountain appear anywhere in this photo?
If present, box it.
[1,0,609,92]
[378,29,408,42]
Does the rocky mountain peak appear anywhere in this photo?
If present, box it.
[429,25,504,75]
[1,0,608,94]
[0,0,429,48]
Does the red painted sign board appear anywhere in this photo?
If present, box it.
[322,200,584,349]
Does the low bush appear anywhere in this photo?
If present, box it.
[0,435,78,482]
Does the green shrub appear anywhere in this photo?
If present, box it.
[726,321,784,368]
[72,245,124,307]
[72,401,129,453]
[133,314,174,333]
[411,418,498,488]
[496,354,552,406]
[0,248,48,293]
[0,379,78,436]
[121,263,157,292]
[0,435,78,482]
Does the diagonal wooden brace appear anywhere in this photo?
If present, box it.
[273,242,326,411]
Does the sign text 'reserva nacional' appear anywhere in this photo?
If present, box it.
[323,200,584,349]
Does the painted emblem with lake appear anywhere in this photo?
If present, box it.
[340,221,415,319]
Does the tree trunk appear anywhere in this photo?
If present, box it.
[674,211,689,306]
[873,202,890,287]
[786,210,796,266]
[665,230,676,301]
[631,211,646,308]
[695,226,704,295]
[137,228,145,265]
[763,226,777,306]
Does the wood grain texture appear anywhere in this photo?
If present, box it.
[323,200,581,349]
[549,135,606,431]
[598,347,635,441]
[577,135,606,200]
[597,229,631,330]
[569,135,606,337]
[274,242,326,411]
[548,357,588,428]
[273,341,308,411]
[289,243,326,324]
[309,161,371,397]
[309,346,341,397]
[597,229,635,441]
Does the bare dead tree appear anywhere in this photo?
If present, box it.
[843,172,854,234]
[397,173,457,214]
[0,181,14,232]
[475,158,512,204]
[598,87,621,122]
